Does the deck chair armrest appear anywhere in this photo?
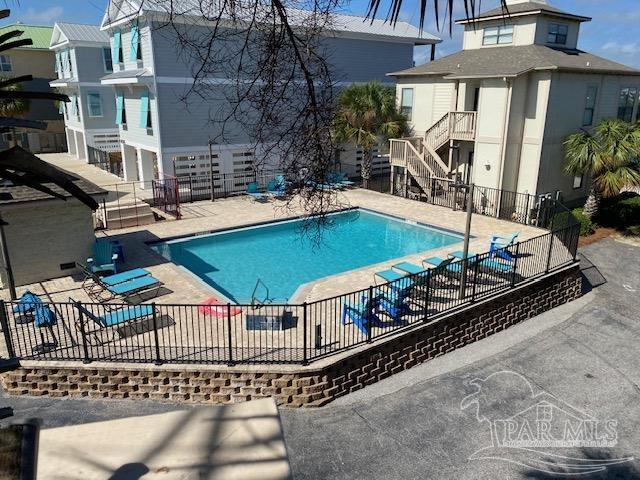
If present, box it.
[86,257,94,264]
[111,253,119,262]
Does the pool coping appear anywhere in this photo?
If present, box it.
[145,206,471,305]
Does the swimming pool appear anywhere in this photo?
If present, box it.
[151,209,463,303]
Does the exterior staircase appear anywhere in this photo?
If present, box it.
[98,200,156,229]
[390,111,477,192]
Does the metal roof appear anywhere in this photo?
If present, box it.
[101,0,440,44]
[388,44,640,78]
[51,22,110,47]
[0,24,53,50]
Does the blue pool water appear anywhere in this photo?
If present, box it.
[152,209,462,303]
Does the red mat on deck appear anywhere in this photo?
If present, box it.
[198,297,242,317]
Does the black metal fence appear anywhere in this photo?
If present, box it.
[1,211,580,366]
[88,146,123,178]
[390,172,558,228]
[94,176,181,230]
[175,170,284,202]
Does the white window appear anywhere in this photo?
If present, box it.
[582,86,598,126]
[400,88,414,121]
[547,23,568,45]
[483,25,514,45]
[102,47,113,72]
[573,174,583,189]
[87,92,103,117]
[0,55,11,72]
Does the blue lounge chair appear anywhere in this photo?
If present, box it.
[373,287,411,319]
[335,172,355,187]
[480,257,515,273]
[266,180,286,198]
[72,298,156,345]
[246,182,268,201]
[87,238,118,274]
[100,275,163,300]
[448,250,477,260]
[423,256,463,274]
[490,232,520,260]
[392,261,424,275]
[100,268,151,287]
[274,174,289,188]
[341,295,381,335]
[374,268,416,294]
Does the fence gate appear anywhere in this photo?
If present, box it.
[152,175,181,219]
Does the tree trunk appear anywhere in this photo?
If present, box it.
[583,187,600,219]
[361,149,372,189]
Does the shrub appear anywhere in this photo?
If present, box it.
[617,195,640,226]
[625,225,640,236]
[599,192,640,227]
[572,208,596,236]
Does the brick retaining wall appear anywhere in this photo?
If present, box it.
[1,265,581,407]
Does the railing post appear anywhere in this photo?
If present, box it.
[302,302,308,365]
[367,285,374,342]
[423,270,431,322]
[151,303,162,365]
[511,242,520,287]
[75,301,91,364]
[0,300,16,359]
[471,256,480,302]
[545,233,555,274]
[189,176,193,203]
[226,303,234,366]
[102,198,108,230]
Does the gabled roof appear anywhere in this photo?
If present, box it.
[0,147,106,209]
[455,1,591,24]
[100,0,440,44]
[388,44,640,79]
[0,24,53,50]
[50,22,110,49]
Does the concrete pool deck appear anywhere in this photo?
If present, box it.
[1,187,544,305]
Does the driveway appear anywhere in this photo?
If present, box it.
[280,238,640,479]
[1,238,638,479]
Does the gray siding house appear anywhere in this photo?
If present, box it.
[99,0,439,184]
[50,23,121,176]
[388,0,640,203]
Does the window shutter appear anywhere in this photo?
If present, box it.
[139,90,150,129]
[71,95,78,115]
[130,25,140,61]
[54,51,60,72]
[112,31,121,64]
[116,91,124,125]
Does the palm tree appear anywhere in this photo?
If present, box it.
[564,119,640,219]
[332,83,407,188]
[0,76,30,146]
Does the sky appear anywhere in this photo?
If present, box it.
[7,0,640,68]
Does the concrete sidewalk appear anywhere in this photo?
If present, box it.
[37,398,291,480]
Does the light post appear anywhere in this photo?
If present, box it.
[208,138,215,202]
[458,183,474,299]
[0,214,16,300]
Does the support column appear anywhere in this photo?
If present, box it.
[75,130,87,161]
[390,164,395,195]
[66,128,76,156]
[137,148,156,188]
[121,143,139,182]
